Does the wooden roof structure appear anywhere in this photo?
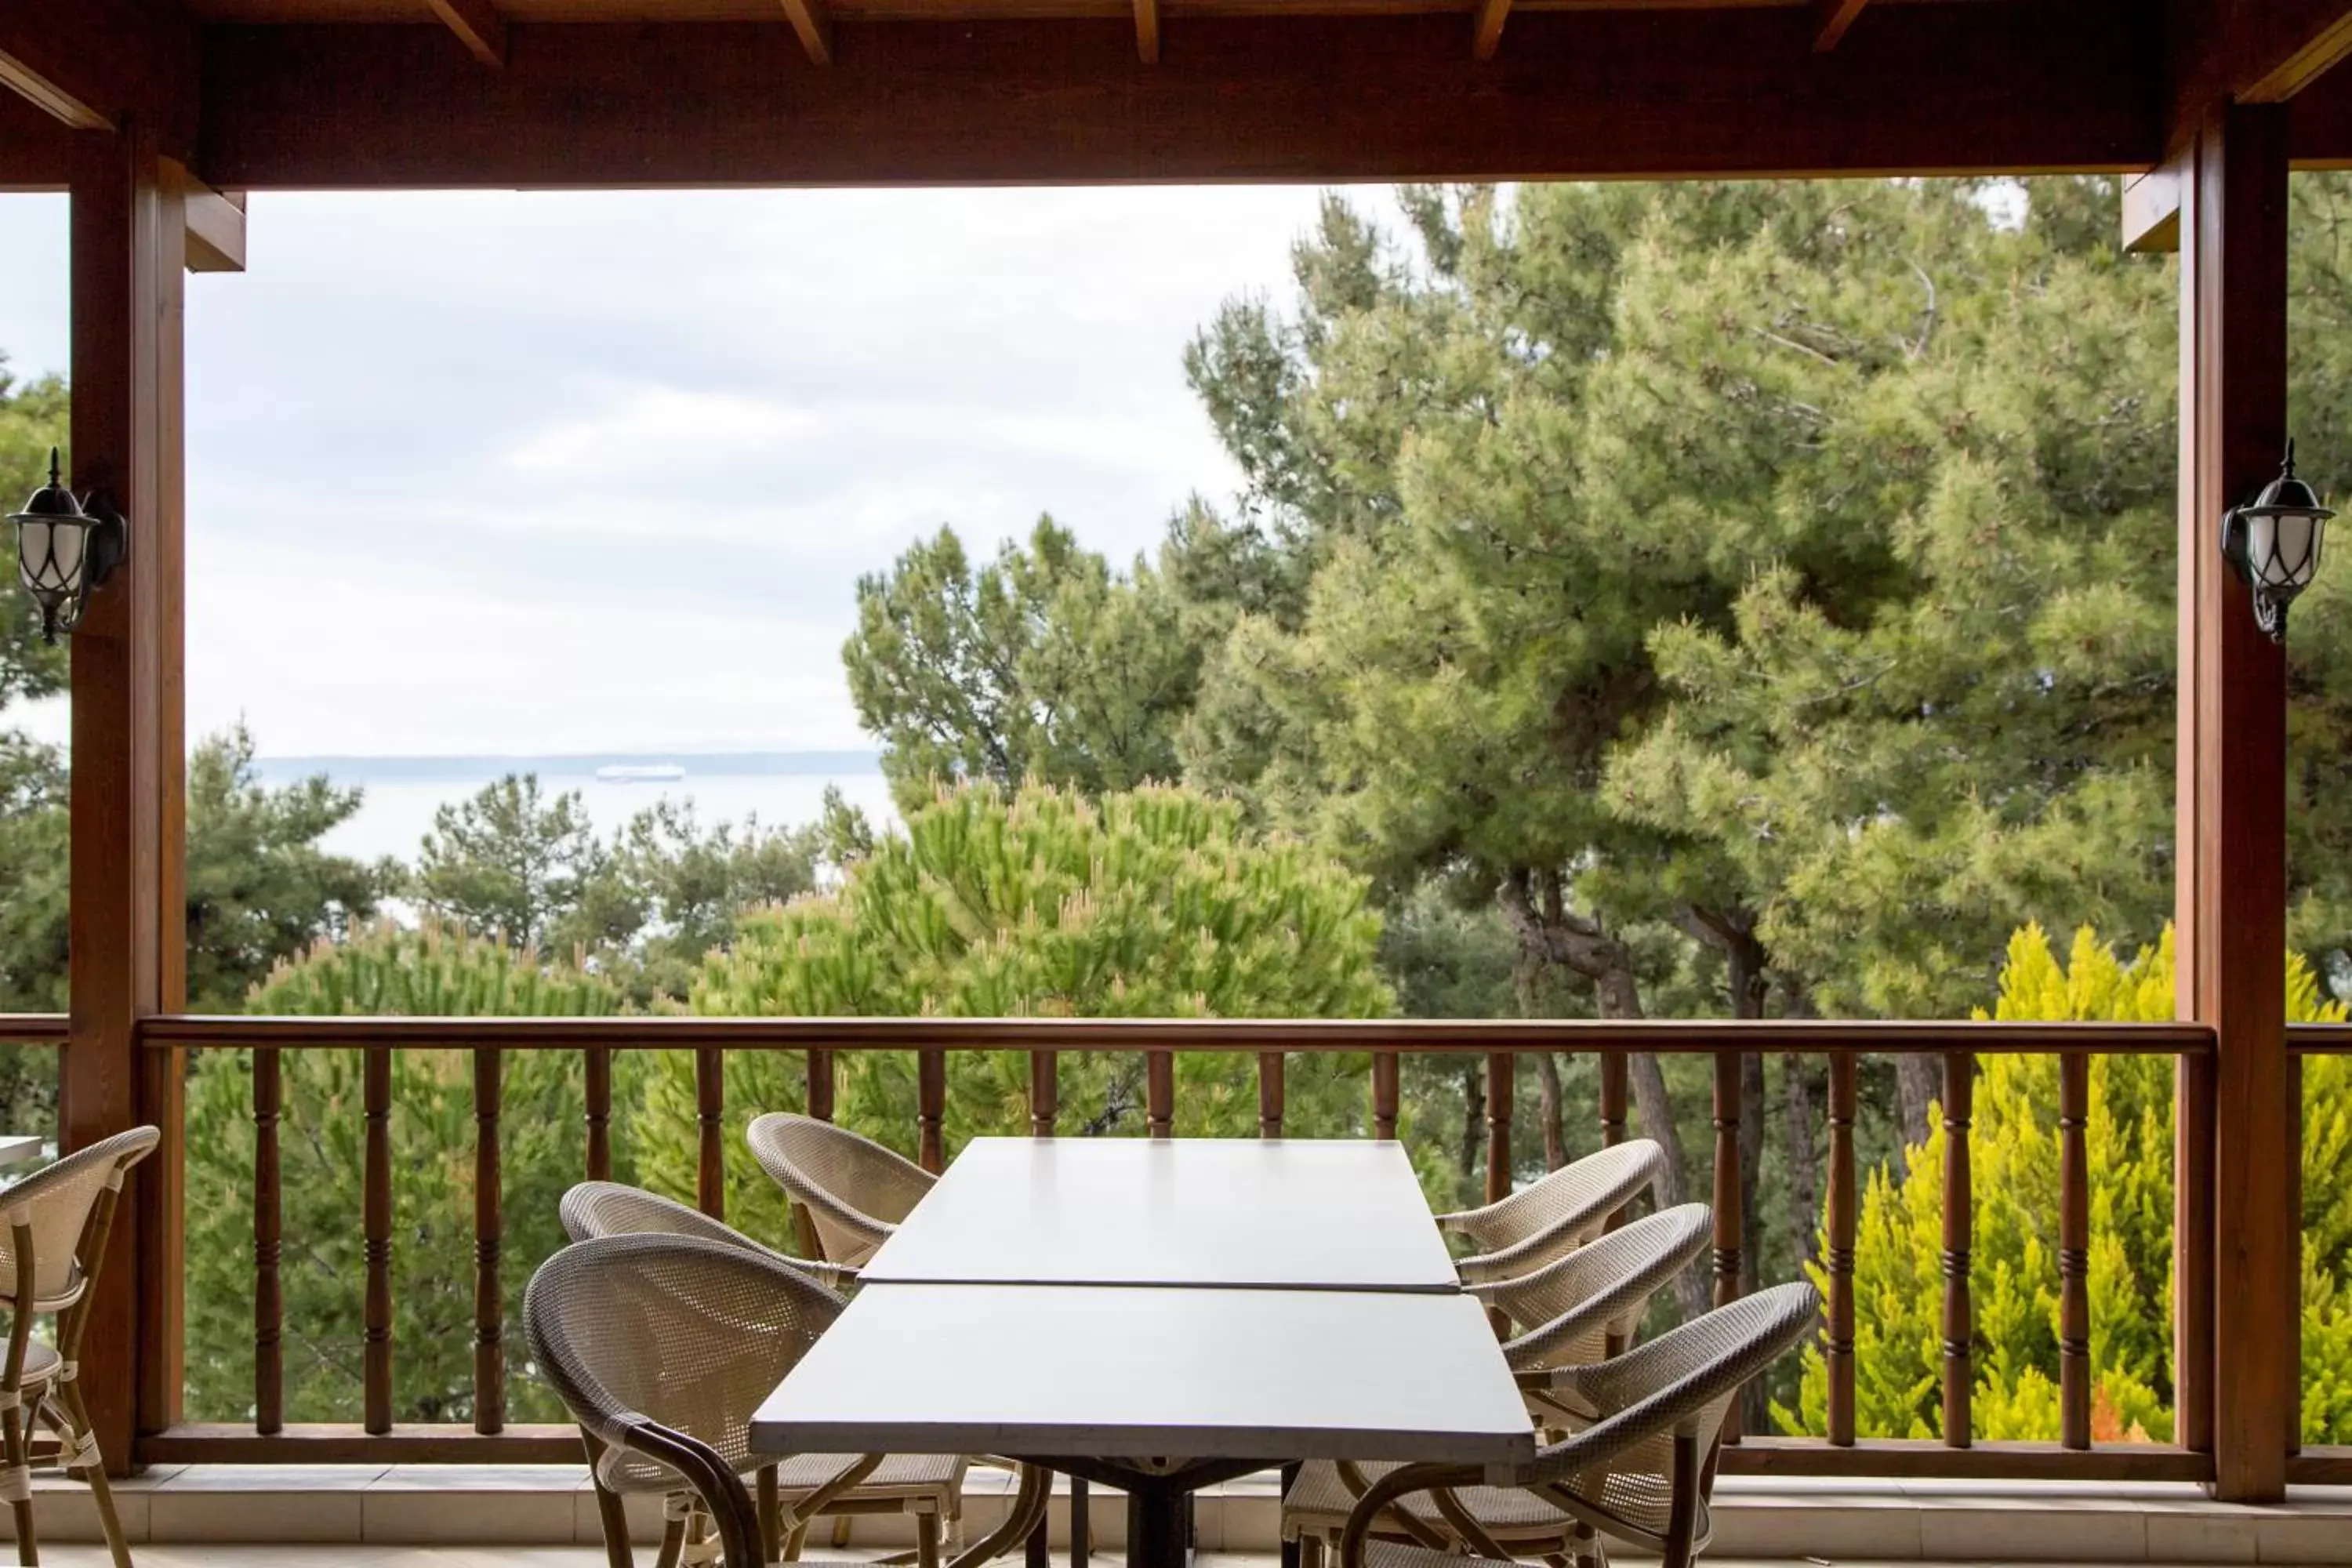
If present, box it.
[4,0,2352,189]
[5,0,2352,1523]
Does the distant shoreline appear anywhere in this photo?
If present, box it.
[254,750,885,783]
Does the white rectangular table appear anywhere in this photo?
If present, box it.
[759,1138,1527,1568]
[858,1136,1459,1293]
[0,1138,43,1173]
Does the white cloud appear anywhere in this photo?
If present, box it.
[0,184,1359,756]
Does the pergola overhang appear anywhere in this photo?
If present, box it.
[1,0,2348,1517]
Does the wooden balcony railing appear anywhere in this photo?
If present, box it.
[11,1010,2349,1483]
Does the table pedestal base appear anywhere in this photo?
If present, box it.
[1029,1456,1268,1568]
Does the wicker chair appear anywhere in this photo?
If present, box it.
[1283,1204,1712,1565]
[561,1181,858,1293]
[1335,1283,1822,1568]
[0,1125,162,1568]
[1441,1139,1664,1287]
[526,1233,992,1568]
[746,1113,934,1269]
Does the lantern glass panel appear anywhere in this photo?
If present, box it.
[2246,511,2279,585]
[2274,511,2321,587]
[16,519,49,592]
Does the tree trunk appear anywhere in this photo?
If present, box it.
[1784,1057,1820,1271]
[1896,1054,1939,1148]
[1461,1060,1485,1185]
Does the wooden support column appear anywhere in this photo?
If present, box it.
[2175,101,2296,1505]
[67,129,187,1474]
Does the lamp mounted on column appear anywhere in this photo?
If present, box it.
[8,447,130,644]
[2220,440,2333,643]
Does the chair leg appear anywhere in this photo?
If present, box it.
[590,1475,635,1568]
[916,1510,942,1568]
[781,1519,808,1563]
[56,1388,131,1568]
[652,1511,687,1568]
[3,1405,35,1567]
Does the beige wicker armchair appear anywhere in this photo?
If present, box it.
[746,1113,934,1269]
[0,1125,162,1568]
[1336,1283,1822,1568]
[561,1181,858,1293]
[529,1234,1039,1568]
[1440,1139,1664,1287]
[1283,1204,1712,1565]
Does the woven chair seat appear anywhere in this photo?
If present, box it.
[770,1451,965,1501]
[1362,1540,1534,1568]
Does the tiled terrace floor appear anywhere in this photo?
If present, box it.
[4,1554,2299,1568]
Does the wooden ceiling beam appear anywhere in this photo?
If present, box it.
[194,4,2161,190]
[779,0,836,67]
[425,0,509,67]
[1134,0,1160,64]
[1471,0,1512,61]
[2170,0,2352,125]
[0,0,198,152]
[1812,0,1871,52]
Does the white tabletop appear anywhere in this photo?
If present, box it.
[859,1137,1459,1293]
[0,1137,45,1172]
[751,1283,1534,1475]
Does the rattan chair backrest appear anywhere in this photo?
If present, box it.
[745,1112,934,1267]
[0,1127,159,1309]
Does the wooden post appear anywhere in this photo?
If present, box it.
[66,130,187,1474]
[1824,1051,1857,1447]
[1483,1052,1513,1205]
[2176,102,2296,1504]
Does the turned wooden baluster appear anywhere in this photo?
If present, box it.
[1599,1054,1627,1147]
[253,1047,284,1436]
[364,1044,394,1435]
[584,1046,612,1181]
[1029,1049,1057,1136]
[474,1046,504,1435]
[1712,1051,1744,1443]
[918,1047,947,1172]
[808,1047,836,1123]
[1371,1051,1399,1141]
[1826,1051,1858,1448]
[2060,1051,2091,1450]
[1942,1050,1974,1447]
[1258,1051,1285,1138]
[1147,1050,1174,1140]
[1484,1052,1513,1205]
[696,1046,725,1218]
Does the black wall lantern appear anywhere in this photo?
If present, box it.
[2221,440,2334,643]
[9,447,130,644]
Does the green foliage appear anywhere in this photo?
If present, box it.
[412,774,822,1001]
[183,922,621,1424]
[1781,923,2352,1445]
[843,518,1203,813]
[659,779,1402,1241]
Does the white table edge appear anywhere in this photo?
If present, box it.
[745,1415,1537,1473]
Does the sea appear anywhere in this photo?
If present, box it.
[249,751,902,869]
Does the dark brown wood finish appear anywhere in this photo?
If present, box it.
[473,1047,503,1436]
[583,1047,611,1181]
[1258,1051,1283,1138]
[1028,1049,1056,1136]
[363,1044,394,1435]
[695,1046,725,1216]
[2288,1447,2352,1483]
[1146,1050,1174,1140]
[1722,1437,2213,1483]
[67,127,189,1475]
[2059,1051,2091,1450]
[1483,1052,1512,1206]
[252,1047,282,1436]
[0,0,198,149]
[137,1014,2214,1055]
[917,1047,947,1170]
[1370,1051,1399,1142]
[808,1046,835,1122]
[1940,1051,1973,1448]
[140,1424,584,1465]
[1711,1051,1743,1441]
[1825,1051,1857,1447]
[192,6,2160,191]
[2176,101,2296,1504]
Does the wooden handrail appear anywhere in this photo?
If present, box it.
[0,1016,67,1044]
[135,1014,2215,1054]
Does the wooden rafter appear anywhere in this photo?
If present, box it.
[2121,168,2180,252]
[780,0,837,66]
[183,180,248,274]
[0,0,198,151]
[1134,0,1161,64]
[424,0,508,67]
[1812,0,1871,52]
[0,46,111,130]
[1471,0,1512,61]
[2172,0,2352,115]
[195,5,2161,190]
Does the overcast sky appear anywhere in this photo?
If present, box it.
[0,187,1339,757]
